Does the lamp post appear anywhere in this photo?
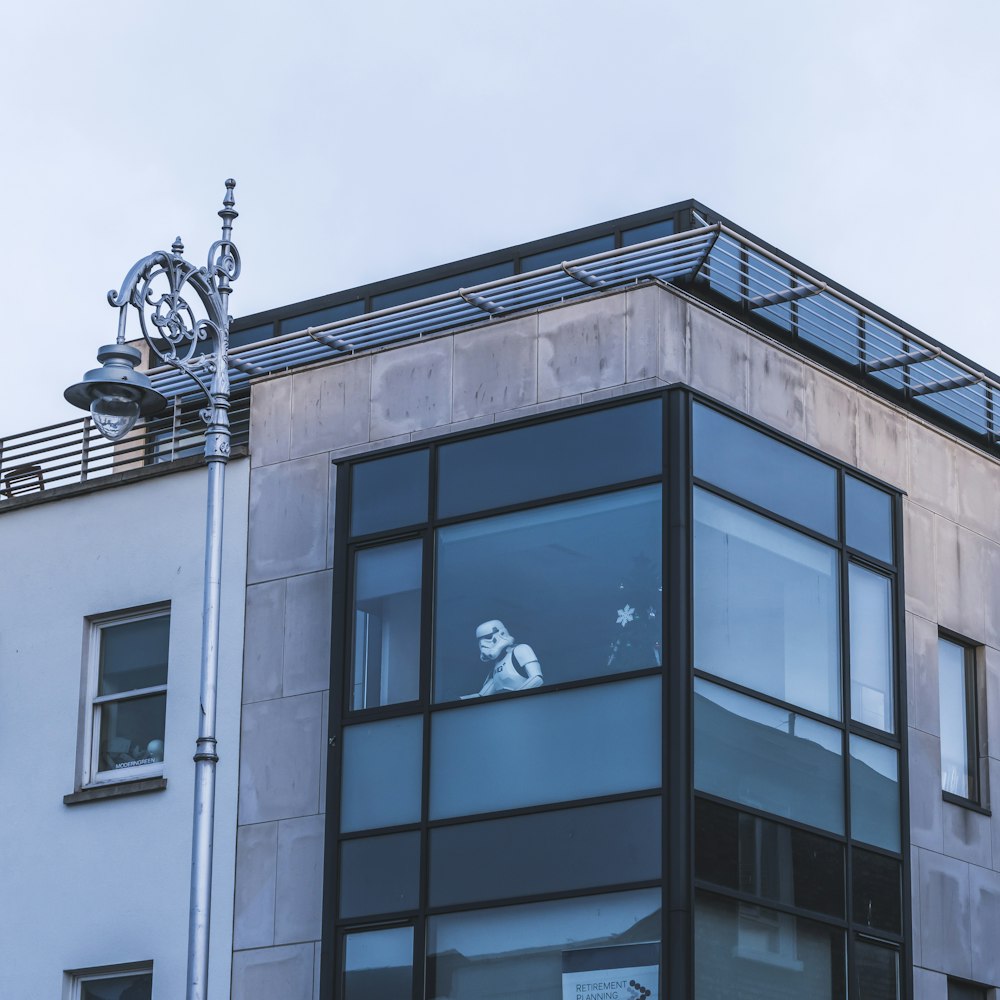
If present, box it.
[65,179,241,1000]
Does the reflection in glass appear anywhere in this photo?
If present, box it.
[434,486,662,702]
[99,617,169,693]
[694,680,844,835]
[81,974,153,1000]
[340,831,420,918]
[852,848,901,934]
[350,450,429,537]
[939,637,977,799]
[520,235,616,271]
[845,476,893,563]
[97,693,166,772]
[693,403,838,537]
[850,736,900,852]
[427,889,661,1000]
[352,540,421,710]
[622,219,675,245]
[344,925,413,1000]
[853,938,899,1000]
[849,565,894,732]
[340,715,423,832]
[695,892,845,1000]
[431,677,661,819]
[430,797,661,907]
[694,490,841,719]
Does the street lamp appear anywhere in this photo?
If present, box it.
[65,179,241,1000]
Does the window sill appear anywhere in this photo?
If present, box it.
[942,791,991,816]
[64,777,167,805]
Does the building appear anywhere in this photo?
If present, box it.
[3,200,999,999]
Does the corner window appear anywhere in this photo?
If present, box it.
[83,610,169,785]
[69,965,152,999]
[938,636,980,802]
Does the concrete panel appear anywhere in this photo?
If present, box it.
[984,545,1000,653]
[935,518,986,643]
[243,580,285,704]
[239,693,324,824]
[274,814,325,945]
[908,612,941,738]
[251,377,292,468]
[909,422,959,519]
[904,501,937,622]
[986,645,1000,766]
[370,337,453,439]
[319,689,330,809]
[913,968,947,1000]
[452,315,537,421]
[943,800,993,870]
[909,727,944,852]
[970,864,1000,985]
[857,396,908,490]
[625,285,658,383]
[958,448,1000,541]
[656,285,689,385]
[918,848,971,979]
[283,571,333,697]
[233,822,277,951]
[247,455,330,585]
[747,337,811,442]
[289,356,371,460]
[688,306,748,411]
[231,943,314,1000]
[805,373,858,466]
[990,765,1000,874]
[911,844,922,967]
[537,294,627,402]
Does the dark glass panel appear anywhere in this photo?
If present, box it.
[427,889,661,1000]
[98,693,166,772]
[436,399,662,519]
[99,617,169,694]
[853,938,899,1000]
[845,476,893,563]
[693,403,838,537]
[279,299,364,336]
[796,296,863,366]
[852,848,901,934]
[339,831,420,918]
[695,892,846,1000]
[747,251,793,332]
[949,982,988,1000]
[694,680,844,835]
[849,737,900,852]
[622,220,676,245]
[344,926,413,1000]
[520,235,615,271]
[849,564,894,733]
[707,233,743,302]
[371,263,515,310]
[81,974,153,1000]
[695,799,844,918]
[228,322,274,350]
[350,449,428,536]
[430,676,660,819]
[429,797,660,907]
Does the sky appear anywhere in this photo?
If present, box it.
[1,0,997,436]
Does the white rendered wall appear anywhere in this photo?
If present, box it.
[0,459,249,1000]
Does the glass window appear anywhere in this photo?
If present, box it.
[339,832,420,918]
[434,486,661,701]
[622,219,676,245]
[845,476,893,563]
[351,540,422,710]
[693,403,838,537]
[520,235,616,271]
[429,796,661,907]
[74,969,152,1000]
[437,399,662,520]
[340,715,423,833]
[939,637,979,800]
[849,565,895,732]
[850,736,900,852]
[350,450,429,537]
[280,299,364,336]
[949,981,988,1000]
[371,263,515,310]
[695,680,844,835]
[427,889,661,1000]
[87,612,169,784]
[694,490,841,719]
[344,926,413,1000]
[695,892,845,1000]
[707,234,743,302]
[853,938,899,1000]
[695,798,844,918]
[430,676,661,819]
[852,848,901,934]
[228,321,274,351]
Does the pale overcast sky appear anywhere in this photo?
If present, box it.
[0,0,996,435]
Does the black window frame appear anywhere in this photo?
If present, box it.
[938,632,986,810]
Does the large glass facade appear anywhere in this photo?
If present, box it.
[328,392,907,1000]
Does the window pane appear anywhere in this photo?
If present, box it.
[949,981,988,1000]
[340,715,423,833]
[852,848,901,934]
[352,540,421,710]
[695,798,844,918]
[371,262,515,310]
[849,565,895,732]
[99,617,169,694]
[427,889,661,1000]
[693,403,837,537]
[939,638,975,798]
[339,831,420,918]
[854,938,899,1000]
[80,974,153,1000]
[695,892,845,1000]
[520,235,615,270]
[350,450,429,536]
[850,736,900,852]
[430,797,661,907]
[280,299,364,336]
[845,477,893,563]
[437,400,662,519]
[622,219,676,245]
[97,693,166,772]
[694,490,841,719]
[695,680,844,835]
[344,925,413,1000]
[431,677,660,819]
[434,486,661,701]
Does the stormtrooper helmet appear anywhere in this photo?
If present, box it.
[476,619,515,662]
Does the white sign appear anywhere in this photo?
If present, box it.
[562,944,659,1000]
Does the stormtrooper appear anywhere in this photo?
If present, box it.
[463,619,543,698]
